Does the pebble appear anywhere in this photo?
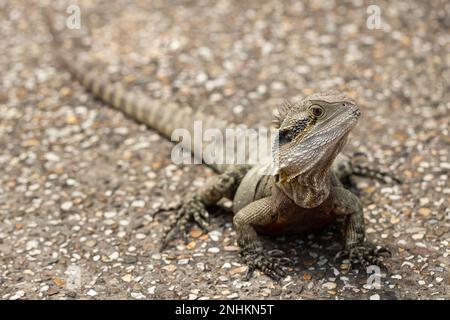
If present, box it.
[61,201,73,211]
[131,200,145,208]
[136,233,146,240]
[208,230,221,242]
[322,282,337,290]
[109,252,119,260]
[207,247,220,253]
[131,292,145,299]
[178,259,190,265]
[121,274,132,282]
[104,211,116,218]
[418,208,431,216]
[9,290,25,300]
[26,240,38,251]
[162,265,177,272]
[412,234,424,240]
[123,255,138,264]
[44,152,60,162]
[370,294,380,300]
[86,289,98,297]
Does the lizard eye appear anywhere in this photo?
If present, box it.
[309,105,324,118]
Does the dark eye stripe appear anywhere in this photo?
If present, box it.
[278,117,310,145]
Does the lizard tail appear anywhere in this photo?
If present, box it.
[44,9,235,173]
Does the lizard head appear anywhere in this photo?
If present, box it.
[273,91,360,183]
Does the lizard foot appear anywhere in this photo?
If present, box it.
[335,243,391,271]
[241,247,286,282]
[155,195,210,251]
[351,152,402,184]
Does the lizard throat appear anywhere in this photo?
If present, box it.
[275,132,349,208]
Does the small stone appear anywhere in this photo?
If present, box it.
[9,290,25,300]
[104,211,116,218]
[178,259,189,265]
[131,200,145,208]
[418,208,431,216]
[45,152,60,162]
[85,240,96,247]
[370,294,380,300]
[47,287,60,296]
[40,285,49,292]
[224,246,239,251]
[109,252,119,260]
[136,233,146,240]
[303,273,312,281]
[61,201,73,211]
[131,292,145,299]
[26,240,39,251]
[208,230,221,242]
[186,241,196,250]
[86,289,98,296]
[412,233,424,240]
[148,286,156,294]
[230,266,247,274]
[162,265,177,272]
[123,255,138,264]
[53,277,65,286]
[207,247,220,253]
[121,274,132,282]
[189,229,203,238]
[322,282,337,290]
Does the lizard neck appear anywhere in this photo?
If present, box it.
[275,134,349,208]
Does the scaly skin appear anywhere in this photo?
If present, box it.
[47,14,397,281]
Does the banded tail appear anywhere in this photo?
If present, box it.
[44,10,246,173]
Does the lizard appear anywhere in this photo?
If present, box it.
[45,12,396,281]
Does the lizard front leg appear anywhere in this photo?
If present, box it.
[233,197,286,281]
[157,165,251,250]
[332,187,390,270]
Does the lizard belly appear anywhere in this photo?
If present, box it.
[255,186,335,236]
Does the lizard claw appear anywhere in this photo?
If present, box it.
[159,195,210,251]
[335,243,390,271]
[241,247,286,282]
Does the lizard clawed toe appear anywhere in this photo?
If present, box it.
[335,243,389,271]
[241,247,286,282]
[159,195,210,251]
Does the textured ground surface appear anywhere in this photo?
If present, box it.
[0,0,449,300]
